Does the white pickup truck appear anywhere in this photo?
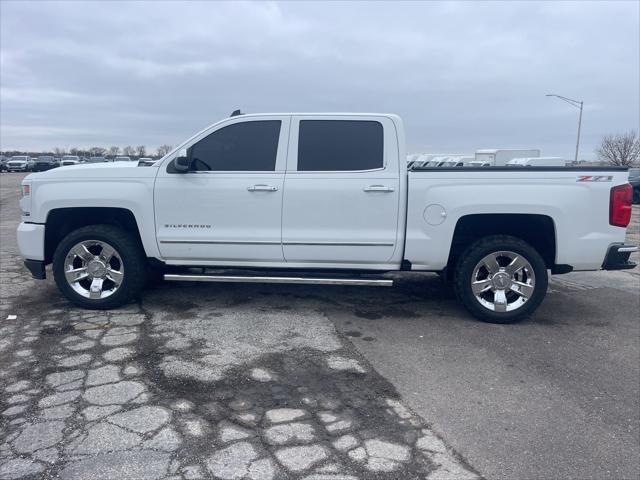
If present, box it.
[17,113,637,323]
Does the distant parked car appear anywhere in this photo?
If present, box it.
[87,157,107,163]
[61,155,81,166]
[137,157,157,166]
[0,155,7,172]
[113,156,133,162]
[506,157,566,167]
[468,160,493,167]
[6,156,30,172]
[27,158,37,171]
[629,168,640,204]
[32,155,59,172]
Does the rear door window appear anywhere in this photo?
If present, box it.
[297,120,383,171]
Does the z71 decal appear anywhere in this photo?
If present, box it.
[577,175,613,182]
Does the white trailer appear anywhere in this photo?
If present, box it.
[475,149,540,167]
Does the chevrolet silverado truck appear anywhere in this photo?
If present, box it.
[17,113,637,323]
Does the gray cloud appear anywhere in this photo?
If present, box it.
[1,0,638,159]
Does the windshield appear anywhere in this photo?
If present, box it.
[38,156,55,162]
[11,156,28,161]
[629,168,640,177]
[88,157,106,163]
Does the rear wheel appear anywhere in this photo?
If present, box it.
[454,235,548,323]
[53,225,146,309]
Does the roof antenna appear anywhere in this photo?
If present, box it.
[230,109,243,117]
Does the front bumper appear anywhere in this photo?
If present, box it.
[8,165,27,171]
[32,164,55,171]
[17,222,45,261]
[602,243,638,270]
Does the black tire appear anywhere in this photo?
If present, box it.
[453,235,548,324]
[53,225,146,309]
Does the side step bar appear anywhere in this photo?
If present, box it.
[163,273,393,287]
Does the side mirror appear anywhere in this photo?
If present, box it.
[174,148,190,173]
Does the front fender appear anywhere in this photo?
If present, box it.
[31,178,161,259]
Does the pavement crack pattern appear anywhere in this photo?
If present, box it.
[1,257,480,479]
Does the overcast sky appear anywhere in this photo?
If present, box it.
[1,1,638,159]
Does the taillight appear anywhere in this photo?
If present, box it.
[609,183,632,227]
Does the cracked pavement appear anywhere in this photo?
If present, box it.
[1,173,479,480]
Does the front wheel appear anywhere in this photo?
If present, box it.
[52,225,146,309]
[454,235,548,323]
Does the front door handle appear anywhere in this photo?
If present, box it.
[247,184,278,192]
[363,185,394,192]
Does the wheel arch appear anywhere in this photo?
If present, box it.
[44,207,145,264]
[447,213,557,271]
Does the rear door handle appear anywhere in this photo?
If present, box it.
[247,184,278,192]
[363,185,394,192]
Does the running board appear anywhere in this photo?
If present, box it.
[163,273,393,287]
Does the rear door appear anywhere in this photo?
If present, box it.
[282,116,400,266]
[154,116,289,264]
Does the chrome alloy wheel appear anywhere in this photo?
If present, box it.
[63,240,124,299]
[471,250,535,313]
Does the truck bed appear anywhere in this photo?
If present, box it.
[404,166,630,271]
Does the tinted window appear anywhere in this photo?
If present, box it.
[189,120,281,172]
[297,120,383,171]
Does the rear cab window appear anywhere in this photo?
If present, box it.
[296,120,384,172]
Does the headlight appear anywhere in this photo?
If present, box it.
[20,183,31,217]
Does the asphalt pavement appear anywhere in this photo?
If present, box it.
[0,171,638,480]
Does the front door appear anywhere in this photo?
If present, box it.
[154,116,290,265]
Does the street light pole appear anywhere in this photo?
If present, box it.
[574,100,583,164]
[546,94,583,163]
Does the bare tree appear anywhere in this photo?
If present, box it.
[53,147,66,156]
[122,146,136,156]
[136,145,146,157]
[595,131,640,166]
[109,146,120,157]
[89,147,107,157]
[156,144,173,157]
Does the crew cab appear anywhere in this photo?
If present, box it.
[17,113,637,323]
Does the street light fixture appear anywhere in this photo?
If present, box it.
[546,94,584,163]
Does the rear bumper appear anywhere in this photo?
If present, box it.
[602,243,638,270]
